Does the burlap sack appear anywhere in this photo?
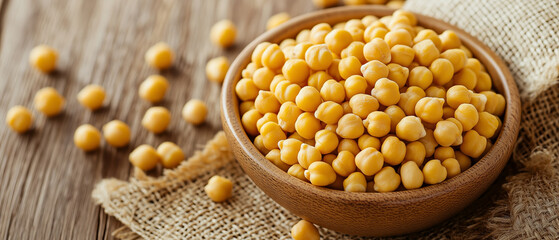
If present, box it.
[92,0,559,239]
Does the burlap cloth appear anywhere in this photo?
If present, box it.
[92,0,559,239]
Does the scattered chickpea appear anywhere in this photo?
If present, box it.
[204,175,233,202]
[206,56,230,83]
[145,42,173,70]
[182,99,208,125]
[77,85,105,110]
[291,220,320,240]
[74,124,101,151]
[139,75,169,103]
[6,106,33,133]
[129,144,160,171]
[210,20,237,48]
[267,12,290,30]
[29,45,58,73]
[102,120,131,148]
[34,87,65,117]
[141,106,171,134]
[157,142,185,168]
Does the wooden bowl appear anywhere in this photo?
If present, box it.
[221,6,520,237]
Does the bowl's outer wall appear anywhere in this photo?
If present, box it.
[221,6,521,237]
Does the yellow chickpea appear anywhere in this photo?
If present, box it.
[320,79,346,103]
[355,147,384,176]
[440,49,467,73]
[396,116,426,141]
[336,113,365,139]
[210,20,237,48]
[29,45,58,73]
[442,158,461,178]
[182,99,208,125]
[139,75,169,103]
[475,72,492,92]
[280,39,297,49]
[398,86,426,115]
[262,44,285,70]
[422,159,447,184]
[306,72,329,91]
[266,12,290,30]
[443,106,455,119]
[296,29,311,43]
[142,106,171,134]
[303,44,333,71]
[358,134,381,150]
[404,141,426,166]
[295,86,322,112]
[291,42,313,60]
[430,58,455,85]
[235,78,259,101]
[434,146,455,161]
[204,175,233,202]
[390,44,415,67]
[384,29,413,47]
[102,120,131,148]
[324,29,353,55]
[295,112,322,139]
[413,39,440,67]
[328,59,343,81]
[446,85,472,109]
[256,113,278,133]
[454,103,479,131]
[291,220,320,240]
[249,68,273,91]
[344,75,368,99]
[361,15,379,27]
[282,59,310,84]
[460,130,487,158]
[364,26,389,43]
[384,105,405,133]
[446,117,464,133]
[360,60,389,86]
[157,142,185,168]
[337,139,360,156]
[341,41,366,63]
[254,91,280,114]
[341,101,353,114]
[419,129,437,157]
[415,97,444,124]
[288,164,307,181]
[266,149,291,171]
[338,56,362,79]
[310,23,332,44]
[297,144,321,169]
[481,91,506,116]
[414,29,442,50]
[77,85,105,110]
[381,136,406,165]
[278,138,302,165]
[470,93,487,112]
[400,161,424,189]
[260,122,287,150]
[342,172,367,192]
[363,111,391,137]
[474,112,500,138]
[455,151,472,171]
[364,38,391,64]
[242,109,263,136]
[322,154,337,165]
[332,151,356,177]
[252,42,272,66]
[278,102,302,132]
[6,106,33,133]
[425,85,446,98]
[434,120,462,147]
[315,129,339,154]
[387,63,409,88]
[373,166,401,192]
[371,78,400,106]
[239,101,255,116]
[349,94,379,119]
[314,102,343,125]
[304,161,337,186]
[129,144,160,171]
[440,30,461,51]
[452,69,477,92]
[34,87,65,117]
[73,124,101,151]
[145,42,173,69]
[206,56,230,83]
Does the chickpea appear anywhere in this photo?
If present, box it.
[363,38,391,64]
[324,29,353,55]
[398,86,426,115]
[34,87,65,117]
[338,56,362,79]
[344,75,368,99]
[252,67,275,90]
[242,109,263,136]
[341,41,366,63]
[337,138,360,156]
[6,106,33,133]
[358,134,381,150]
[425,85,446,98]
[430,58,455,85]
[129,145,160,171]
[440,30,461,51]
[139,75,169,103]
[390,44,415,67]
[310,23,332,44]
[102,120,131,148]
[385,29,413,47]
[443,106,455,119]
[396,116,426,141]
[235,78,259,101]
[360,60,389,86]
[278,138,303,165]
[454,103,479,131]
[210,20,237,48]
[419,129,437,157]
[434,120,462,147]
[404,141,426,166]
[315,101,344,125]
[349,94,379,119]
[282,59,310,84]
[434,146,455,161]
[266,12,290,30]
[308,71,332,90]
[280,38,297,49]
[387,63,409,88]
[440,49,467,73]
[29,45,58,73]
[475,72,492,92]
[294,86,321,112]
[304,161,337,186]
[415,97,444,124]
[400,161,424,189]
[371,78,400,106]
[355,147,384,176]
[442,158,461,178]
[364,111,391,137]
[260,122,287,150]
[446,85,472,109]
[413,39,440,66]
[315,129,339,154]
[364,26,389,43]
[422,159,447,184]
[77,85,105,110]
[255,91,280,114]
[336,113,365,139]
[470,93,488,112]
[265,149,291,172]
[262,44,285,70]
[252,42,272,65]
[291,220,320,240]
[452,68,477,90]
[320,80,346,103]
[341,101,353,114]
[256,113,278,132]
[455,151,472,171]
[205,56,230,83]
[381,136,406,165]
[295,112,322,139]
[302,44,333,71]
[328,59,343,81]
[446,117,464,133]
[373,166,401,192]
[239,101,255,116]
[142,107,171,134]
[460,130,487,158]
[182,99,208,125]
[291,42,313,60]
[288,164,307,181]
[157,142,185,168]
[384,105,405,133]
[73,124,101,151]
[414,29,442,50]
[254,135,271,155]
[343,172,367,192]
[361,15,379,27]
[297,144,321,169]
[474,112,500,138]
[481,91,506,116]
[332,151,356,177]
[296,30,311,43]
[205,175,233,202]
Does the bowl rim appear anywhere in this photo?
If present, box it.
[221,5,520,203]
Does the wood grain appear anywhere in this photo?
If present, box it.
[0,0,315,239]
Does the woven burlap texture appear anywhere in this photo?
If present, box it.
[92,0,559,239]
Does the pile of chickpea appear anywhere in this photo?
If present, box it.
[236,10,506,196]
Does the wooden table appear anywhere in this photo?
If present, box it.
[0,0,315,238]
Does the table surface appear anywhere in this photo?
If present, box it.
[0,0,318,239]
